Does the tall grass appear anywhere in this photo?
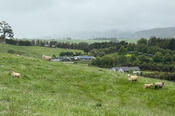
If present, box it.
[0,43,175,116]
[0,43,82,58]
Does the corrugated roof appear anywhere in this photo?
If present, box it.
[110,67,140,71]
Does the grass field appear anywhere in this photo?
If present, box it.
[0,43,175,116]
[119,38,140,43]
[0,43,82,58]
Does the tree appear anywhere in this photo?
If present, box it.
[119,41,128,47]
[78,42,89,54]
[0,21,14,39]
[89,49,105,57]
[18,40,32,46]
[148,36,157,46]
[127,43,136,51]
[135,44,148,53]
[137,38,148,45]
[5,39,17,45]
[101,56,115,68]
[129,55,137,62]
[163,54,173,63]
[138,55,150,63]
[168,39,175,50]
[153,52,163,62]
[117,55,127,65]
[59,52,74,56]
[118,46,127,55]
[172,55,175,61]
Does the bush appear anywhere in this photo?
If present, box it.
[18,40,32,46]
[141,71,175,81]
[8,50,16,54]
[52,54,57,59]
[59,52,83,57]
[5,39,18,45]
[8,49,25,55]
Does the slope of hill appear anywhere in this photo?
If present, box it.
[0,43,82,58]
[39,27,175,40]
[0,43,175,116]
[133,27,175,38]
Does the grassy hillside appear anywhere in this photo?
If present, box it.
[0,43,82,58]
[119,38,140,43]
[0,44,175,116]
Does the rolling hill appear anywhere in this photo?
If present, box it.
[0,43,175,116]
[39,27,175,40]
[133,27,175,38]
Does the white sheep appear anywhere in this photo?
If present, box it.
[42,55,52,61]
[154,81,165,89]
[128,74,138,81]
[144,83,153,88]
[10,71,21,78]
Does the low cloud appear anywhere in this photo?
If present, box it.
[0,0,175,38]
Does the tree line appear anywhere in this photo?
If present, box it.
[3,34,175,80]
[90,37,175,81]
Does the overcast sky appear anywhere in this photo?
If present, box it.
[0,0,175,38]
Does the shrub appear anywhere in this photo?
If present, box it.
[5,39,18,45]
[7,49,25,55]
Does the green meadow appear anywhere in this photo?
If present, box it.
[0,43,82,58]
[119,38,140,43]
[0,43,175,116]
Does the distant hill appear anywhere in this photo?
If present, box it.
[132,27,175,39]
[39,27,175,39]
[79,27,175,39]
[39,29,132,39]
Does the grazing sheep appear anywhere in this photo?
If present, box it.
[144,83,153,88]
[128,74,138,81]
[154,81,165,89]
[10,70,21,78]
[42,55,52,61]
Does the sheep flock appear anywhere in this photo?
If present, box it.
[9,54,166,90]
[128,74,165,89]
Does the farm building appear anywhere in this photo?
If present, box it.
[52,56,95,62]
[110,66,140,74]
[59,56,74,61]
[74,56,95,61]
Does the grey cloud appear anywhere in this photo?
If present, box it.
[0,0,175,38]
[0,0,56,12]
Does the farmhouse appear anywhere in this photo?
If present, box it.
[74,56,95,61]
[59,56,73,61]
[110,66,140,73]
[51,59,61,62]
[44,45,49,47]
[51,56,95,62]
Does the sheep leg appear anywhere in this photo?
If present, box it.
[155,86,160,89]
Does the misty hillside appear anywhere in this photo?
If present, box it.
[40,30,131,40]
[40,27,175,40]
[96,27,175,39]
[133,27,175,39]
[92,27,175,39]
